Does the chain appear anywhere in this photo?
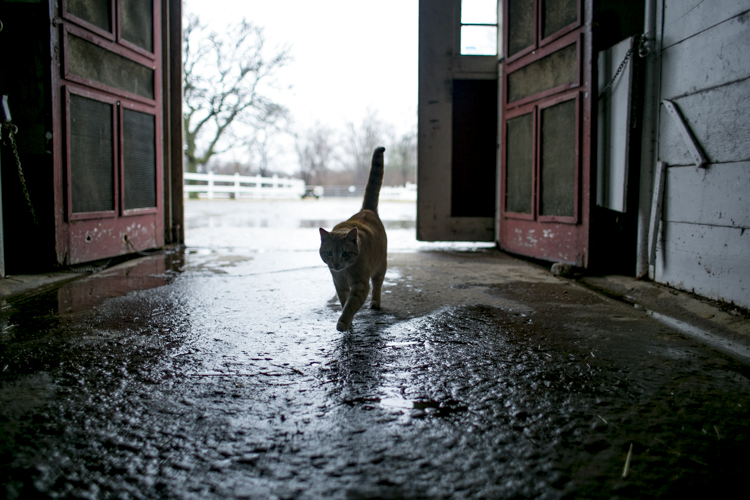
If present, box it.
[598,34,649,101]
[1,122,38,225]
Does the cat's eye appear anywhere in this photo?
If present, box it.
[342,252,349,257]
[326,251,333,256]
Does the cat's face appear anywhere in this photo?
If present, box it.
[319,228,359,271]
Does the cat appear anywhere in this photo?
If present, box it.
[319,147,388,331]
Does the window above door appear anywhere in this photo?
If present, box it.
[460,0,498,56]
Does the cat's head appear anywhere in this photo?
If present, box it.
[319,227,359,271]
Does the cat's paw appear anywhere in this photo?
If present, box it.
[336,319,351,331]
[370,301,381,310]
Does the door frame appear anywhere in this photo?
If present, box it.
[417,0,498,242]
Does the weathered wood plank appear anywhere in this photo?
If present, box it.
[656,222,750,309]
[661,12,750,100]
[664,162,750,228]
[663,0,750,48]
[658,77,750,165]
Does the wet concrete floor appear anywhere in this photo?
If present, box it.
[1,200,749,499]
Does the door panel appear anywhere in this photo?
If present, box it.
[65,0,114,39]
[506,38,578,104]
[541,0,580,44]
[504,110,534,216]
[538,94,578,221]
[500,0,592,266]
[507,0,536,60]
[122,107,157,211]
[68,92,116,215]
[120,0,154,53]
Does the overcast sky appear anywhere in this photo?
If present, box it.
[187,0,419,173]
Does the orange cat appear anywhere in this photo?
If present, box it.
[319,147,387,331]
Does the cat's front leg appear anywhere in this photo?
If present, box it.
[336,282,369,331]
[370,268,386,309]
[333,282,349,308]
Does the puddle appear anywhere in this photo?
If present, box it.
[380,397,468,416]
[58,253,183,313]
[384,341,421,347]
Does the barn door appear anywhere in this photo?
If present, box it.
[499,0,593,266]
[54,0,163,264]
[417,0,498,242]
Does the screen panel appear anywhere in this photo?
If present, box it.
[70,94,115,213]
[507,42,577,103]
[507,0,535,57]
[122,108,157,210]
[543,0,578,39]
[121,0,154,52]
[67,34,155,99]
[67,0,112,32]
[505,111,534,214]
[539,98,576,217]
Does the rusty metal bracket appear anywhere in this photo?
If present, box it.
[662,100,706,168]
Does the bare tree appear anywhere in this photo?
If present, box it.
[387,129,417,186]
[295,123,336,185]
[340,109,387,185]
[183,14,291,175]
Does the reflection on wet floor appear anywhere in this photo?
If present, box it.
[58,253,184,313]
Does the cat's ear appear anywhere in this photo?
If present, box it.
[319,228,330,240]
[345,227,358,243]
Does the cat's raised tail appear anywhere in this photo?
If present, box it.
[362,146,386,213]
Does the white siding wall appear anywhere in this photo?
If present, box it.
[655,1,750,308]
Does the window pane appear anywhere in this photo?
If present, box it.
[461,25,498,56]
[70,94,114,213]
[508,0,535,56]
[507,42,577,102]
[461,0,498,24]
[540,99,576,217]
[505,112,533,214]
[123,109,157,210]
[67,34,155,99]
[543,0,578,39]
[67,0,111,33]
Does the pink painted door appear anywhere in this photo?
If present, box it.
[499,0,593,267]
[53,0,163,264]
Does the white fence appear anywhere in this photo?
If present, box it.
[380,182,417,202]
[184,173,417,202]
[184,172,306,199]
